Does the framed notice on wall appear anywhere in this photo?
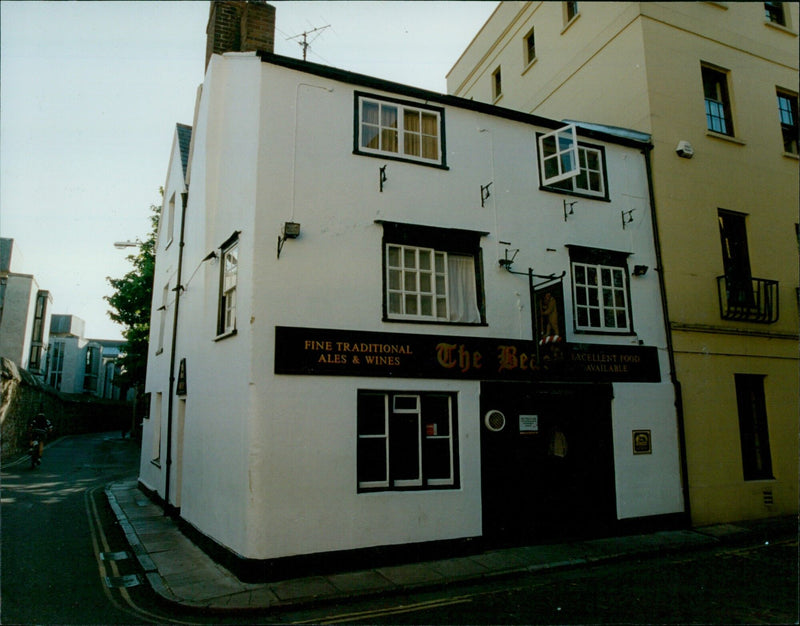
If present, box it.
[632,429,651,455]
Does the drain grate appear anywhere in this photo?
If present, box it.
[105,574,141,588]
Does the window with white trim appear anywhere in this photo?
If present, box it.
[217,234,239,337]
[543,143,607,198]
[570,247,632,333]
[357,390,458,492]
[538,124,579,186]
[355,93,444,166]
[380,221,484,324]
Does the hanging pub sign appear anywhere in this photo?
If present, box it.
[533,278,566,346]
[176,358,187,396]
[274,326,661,383]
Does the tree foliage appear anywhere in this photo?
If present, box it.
[105,203,160,391]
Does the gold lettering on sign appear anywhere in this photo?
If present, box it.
[435,343,482,373]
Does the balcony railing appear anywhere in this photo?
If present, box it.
[717,275,779,323]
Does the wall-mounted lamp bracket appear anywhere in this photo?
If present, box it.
[621,209,636,230]
[498,243,519,270]
[277,222,301,259]
[563,200,578,222]
[481,182,493,208]
[632,264,649,276]
[379,165,388,192]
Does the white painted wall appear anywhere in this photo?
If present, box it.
[144,52,684,561]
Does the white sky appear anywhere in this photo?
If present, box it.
[1,0,497,341]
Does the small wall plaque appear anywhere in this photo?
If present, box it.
[632,429,651,455]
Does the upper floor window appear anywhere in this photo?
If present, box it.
[702,64,734,136]
[380,221,484,325]
[492,67,503,101]
[764,1,787,26]
[777,89,798,154]
[165,192,176,249]
[217,233,239,337]
[539,128,607,199]
[564,1,579,24]
[524,27,536,65]
[48,340,65,389]
[355,93,445,167]
[569,246,632,333]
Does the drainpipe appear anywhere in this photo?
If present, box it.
[643,144,692,525]
[163,190,188,516]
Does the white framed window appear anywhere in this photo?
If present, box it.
[547,145,606,197]
[217,233,239,337]
[165,193,176,248]
[357,391,457,492]
[356,93,444,166]
[381,221,485,325]
[570,247,632,333]
[385,245,481,323]
[157,283,169,354]
[538,124,579,186]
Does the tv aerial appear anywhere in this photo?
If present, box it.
[287,24,330,61]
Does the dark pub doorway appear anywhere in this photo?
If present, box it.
[480,381,616,545]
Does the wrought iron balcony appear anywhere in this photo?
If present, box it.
[717,275,779,323]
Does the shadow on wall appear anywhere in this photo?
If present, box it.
[0,357,133,461]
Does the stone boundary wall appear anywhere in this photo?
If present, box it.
[1,357,132,461]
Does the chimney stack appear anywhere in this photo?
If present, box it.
[206,0,276,70]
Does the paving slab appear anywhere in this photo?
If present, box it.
[427,556,491,580]
[328,570,394,593]
[375,562,445,587]
[271,576,340,602]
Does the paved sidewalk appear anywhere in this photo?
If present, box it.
[106,478,797,612]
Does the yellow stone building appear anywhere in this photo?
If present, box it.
[448,1,799,525]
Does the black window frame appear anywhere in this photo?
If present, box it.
[764,1,787,25]
[524,27,536,66]
[734,374,774,481]
[353,91,448,169]
[568,246,634,335]
[777,88,799,154]
[702,63,735,137]
[492,66,503,101]
[378,220,487,326]
[357,389,460,493]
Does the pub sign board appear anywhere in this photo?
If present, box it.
[274,326,661,383]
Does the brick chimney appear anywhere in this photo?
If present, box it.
[206,0,276,70]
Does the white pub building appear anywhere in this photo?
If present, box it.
[140,1,686,580]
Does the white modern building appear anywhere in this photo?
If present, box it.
[0,238,52,380]
[46,314,126,400]
[140,4,687,578]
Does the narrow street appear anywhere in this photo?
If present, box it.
[2,432,797,625]
[1,432,154,625]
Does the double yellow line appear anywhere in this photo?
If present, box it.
[295,594,473,624]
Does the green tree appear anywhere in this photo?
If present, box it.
[105,202,160,393]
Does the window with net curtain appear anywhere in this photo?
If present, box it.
[380,221,485,324]
[358,95,442,164]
